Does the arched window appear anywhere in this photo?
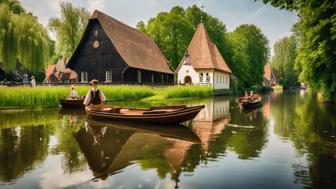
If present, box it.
[199,72,203,82]
[206,73,210,82]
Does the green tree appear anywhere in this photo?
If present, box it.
[0,0,25,14]
[228,24,270,87]
[139,6,194,69]
[49,2,89,59]
[271,36,298,88]
[0,3,50,75]
[258,0,336,101]
[137,5,229,70]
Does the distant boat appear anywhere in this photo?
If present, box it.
[237,96,262,109]
[60,98,84,108]
[85,105,205,124]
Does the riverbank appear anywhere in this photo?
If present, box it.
[0,85,214,109]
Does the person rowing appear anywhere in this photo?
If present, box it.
[83,79,106,106]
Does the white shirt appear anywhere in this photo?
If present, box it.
[31,79,36,87]
[70,90,78,98]
[83,88,106,106]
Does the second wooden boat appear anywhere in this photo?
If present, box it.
[85,105,205,124]
[237,96,262,109]
[60,98,84,108]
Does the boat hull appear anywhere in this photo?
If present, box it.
[86,105,205,125]
[60,99,84,108]
[237,97,262,110]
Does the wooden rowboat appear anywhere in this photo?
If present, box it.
[85,105,205,124]
[237,96,262,109]
[60,98,84,108]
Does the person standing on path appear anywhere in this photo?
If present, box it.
[31,76,36,87]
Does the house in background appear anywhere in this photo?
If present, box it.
[263,63,276,87]
[66,10,174,84]
[176,22,232,90]
[0,63,29,82]
[45,58,78,83]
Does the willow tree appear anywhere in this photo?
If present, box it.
[0,4,50,75]
[0,5,17,72]
[16,14,50,74]
[49,2,89,58]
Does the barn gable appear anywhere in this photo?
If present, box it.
[67,10,173,81]
[66,19,128,82]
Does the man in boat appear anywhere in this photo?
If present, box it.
[83,79,106,106]
[70,85,78,99]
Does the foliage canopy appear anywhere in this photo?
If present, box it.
[0,2,50,75]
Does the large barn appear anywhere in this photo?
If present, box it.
[176,23,232,90]
[66,10,174,84]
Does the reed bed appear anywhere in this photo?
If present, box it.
[162,85,214,99]
[0,85,214,108]
[0,85,154,108]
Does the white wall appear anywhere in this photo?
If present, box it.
[195,98,230,121]
[177,64,199,84]
[213,71,230,90]
[177,66,230,89]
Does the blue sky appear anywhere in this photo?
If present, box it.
[21,0,298,56]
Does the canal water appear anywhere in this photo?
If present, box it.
[0,91,335,189]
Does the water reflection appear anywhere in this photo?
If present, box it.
[0,125,51,182]
[0,94,335,188]
[75,120,198,187]
[270,92,336,188]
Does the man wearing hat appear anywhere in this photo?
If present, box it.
[83,79,106,106]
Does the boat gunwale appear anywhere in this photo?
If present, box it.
[86,105,204,120]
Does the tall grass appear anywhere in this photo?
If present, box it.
[162,85,214,99]
[0,85,154,108]
[0,85,214,108]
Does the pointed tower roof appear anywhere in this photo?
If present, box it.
[178,23,232,73]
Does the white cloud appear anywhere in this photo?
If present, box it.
[87,0,106,12]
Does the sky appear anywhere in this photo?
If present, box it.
[21,0,298,56]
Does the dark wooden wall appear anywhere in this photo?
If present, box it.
[67,19,174,84]
[124,68,174,84]
[67,19,128,83]
[0,68,4,81]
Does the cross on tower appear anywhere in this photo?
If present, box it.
[200,1,206,23]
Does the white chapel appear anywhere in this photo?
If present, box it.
[176,22,232,90]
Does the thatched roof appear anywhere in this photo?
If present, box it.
[177,23,232,73]
[69,10,173,74]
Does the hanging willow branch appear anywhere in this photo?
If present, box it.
[17,14,49,74]
[0,5,17,73]
[0,4,50,75]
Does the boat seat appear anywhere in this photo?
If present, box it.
[143,110,168,115]
[149,105,186,110]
